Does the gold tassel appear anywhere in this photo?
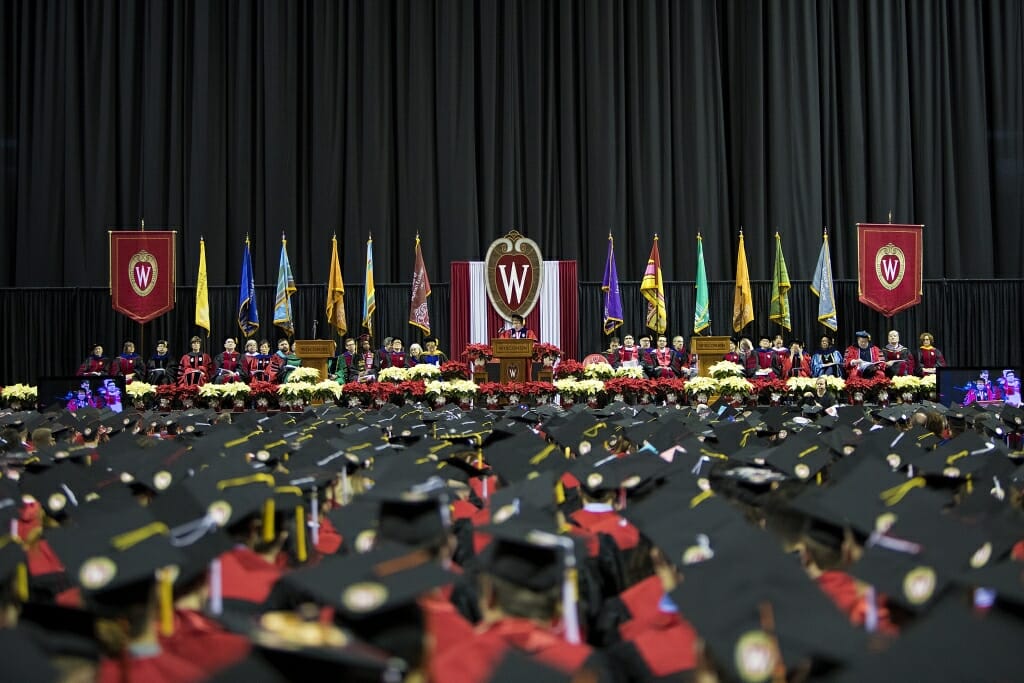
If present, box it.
[689,489,714,509]
[15,563,28,602]
[295,507,307,562]
[965,476,973,494]
[111,522,170,551]
[263,499,276,543]
[158,568,174,637]
[880,477,926,506]
[816,472,823,486]
[555,481,566,504]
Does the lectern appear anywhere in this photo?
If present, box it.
[491,338,536,384]
[293,339,337,381]
[690,336,732,378]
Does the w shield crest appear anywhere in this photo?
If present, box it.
[857,224,923,317]
[485,230,543,320]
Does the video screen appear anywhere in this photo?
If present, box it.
[37,376,126,414]
[937,367,1022,408]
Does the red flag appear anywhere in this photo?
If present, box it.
[409,235,431,334]
[857,224,923,317]
[109,231,177,324]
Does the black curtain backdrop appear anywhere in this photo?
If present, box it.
[1,1,1022,382]
[2,278,1021,384]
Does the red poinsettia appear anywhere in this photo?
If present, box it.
[844,375,890,395]
[395,380,426,398]
[751,377,788,397]
[532,343,562,361]
[248,380,278,399]
[554,358,585,379]
[462,343,494,361]
[651,377,687,395]
[476,382,504,397]
[604,377,653,397]
[440,361,470,380]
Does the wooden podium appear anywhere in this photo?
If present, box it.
[293,339,337,381]
[491,338,536,384]
[690,336,732,377]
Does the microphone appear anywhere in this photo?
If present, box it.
[312,319,318,338]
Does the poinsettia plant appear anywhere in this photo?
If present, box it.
[440,361,470,381]
[554,359,586,380]
[532,343,562,362]
[708,360,745,379]
[584,363,615,380]
[604,377,653,399]
[751,377,788,399]
[378,367,410,383]
[476,382,504,397]
[462,343,494,361]
[1,383,37,406]
[686,377,718,398]
[844,375,891,402]
[407,364,441,380]
[394,380,427,401]
[125,382,157,402]
[288,367,321,382]
[248,380,278,400]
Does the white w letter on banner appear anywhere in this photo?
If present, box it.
[134,264,152,289]
[881,257,899,282]
[498,264,529,305]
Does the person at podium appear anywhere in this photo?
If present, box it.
[498,314,537,341]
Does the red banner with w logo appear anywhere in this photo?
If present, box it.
[857,224,923,317]
[109,231,177,323]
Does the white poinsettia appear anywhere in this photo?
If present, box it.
[313,380,343,400]
[685,377,718,394]
[287,367,321,382]
[708,361,745,379]
[219,382,251,398]
[198,383,224,399]
[786,377,816,393]
[554,378,605,397]
[378,367,410,382]
[406,364,441,380]
[125,382,156,399]
[920,374,936,389]
[2,384,37,401]
[890,375,922,390]
[584,363,615,379]
[613,366,645,379]
[718,376,755,396]
[278,381,316,399]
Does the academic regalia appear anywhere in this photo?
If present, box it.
[159,608,251,673]
[419,591,476,659]
[214,351,243,383]
[218,547,286,604]
[915,345,946,375]
[97,644,209,683]
[644,348,679,379]
[110,353,145,382]
[569,507,640,553]
[882,344,914,377]
[313,515,343,555]
[381,350,407,369]
[77,355,110,376]
[811,348,844,378]
[421,352,447,367]
[178,352,212,386]
[147,353,178,385]
[429,617,597,683]
[815,570,898,636]
[243,353,273,384]
[269,352,301,383]
[844,344,883,378]
[499,327,538,341]
[609,605,699,680]
[780,352,812,378]
[753,348,781,378]
[723,350,741,364]
[618,347,641,366]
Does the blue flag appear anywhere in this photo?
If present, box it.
[810,231,838,331]
[237,237,260,337]
[273,236,297,336]
[601,235,623,334]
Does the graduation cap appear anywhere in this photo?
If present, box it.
[486,471,561,530]
[486,650,573,683]
[546,413,622,457]
[18,602,101,663]
[766,434,834,482]
[485,433,569,485]
[18,462,99,520]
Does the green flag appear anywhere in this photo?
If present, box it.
[769,232,791,330]
[693,234,710,334]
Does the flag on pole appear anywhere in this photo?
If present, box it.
[237,236,260,337]
[195,238,211,335]
[811,230,838,330]
[273,234,297,337]
[601,235,624,334]
[409,235,431,335]
[363,236,376,336]
[326,235,347,336]
[693,234,710,334]
[640,236,667,334]
[769,232,792,330]
[732,231,754,333]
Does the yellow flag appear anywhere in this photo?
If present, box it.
[195,238,211,334]
[732,232,754,333]
[327,236,347,336]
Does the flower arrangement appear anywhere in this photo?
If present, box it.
[1,383,37,407]
[313,380,344,402]
[708,360,745,379]
[341,381,377,407]
[378,367,410,383]
[287,367,321,383]
[533,343,562,362]
[198,383,225,406]
[785,377,817,395]
[652,377,687,403]
[613,366,646,379]
[394,380,427,403]
[425,379,478,405]
[462,343,494,361]
[845,375,891,403]
[890,375,923,403]
[554,378,605,398]
[718,376,755,397]
[221,382,252,399]
[554,359,586,380]
[920,374,936,392]
[686,376,718,399]
[156,383,199,409]
[278,381,316,405]
[441,361,471,381]
[584,363,615,380]
[408,364,442,381]
[752,377,788,402]
[604,377,653,402]
[125,382,157,404]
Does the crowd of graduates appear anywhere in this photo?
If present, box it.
[1,378,1024,681]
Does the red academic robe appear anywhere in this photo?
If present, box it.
[160,608,251,674]
[429,617,595,683]
[616,608,699,677]
[97,647,208,683]
[816,570,898,636]
[844,345,884,379]
[569,508,640,551]
[218,547,285,604]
